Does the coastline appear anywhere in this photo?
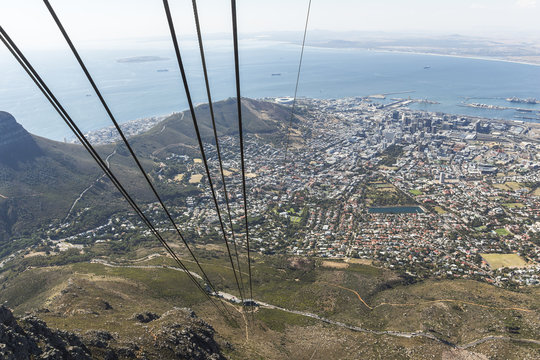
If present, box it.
[378,49,540,68]
[68,113,175,145]
[304,43,540,67]
[67,96,540,146]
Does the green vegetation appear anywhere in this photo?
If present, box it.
[495,228,512,236]
[503,203,525,209]
[433,206,447,214]
[378,144,404,166]
[365,180,415,207]
[256,308,316,332]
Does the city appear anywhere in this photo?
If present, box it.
[37,97,540,289]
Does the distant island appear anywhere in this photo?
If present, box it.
[117,56,169,63]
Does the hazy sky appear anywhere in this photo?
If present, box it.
[1,0,540,50]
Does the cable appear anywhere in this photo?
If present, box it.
[279,0,312,247]
[190,0,246,299]
[41,0,224,300]
[230,0,254,312]
[162,0,245,303]
[0,26,232,320]
[283,0,312,157]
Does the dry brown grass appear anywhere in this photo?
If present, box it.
[345,258,373,266]
[189,174,203,183]
[321,261,349,269]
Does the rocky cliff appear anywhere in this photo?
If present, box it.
[0,305,91,359]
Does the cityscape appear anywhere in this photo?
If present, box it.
[34,96,540,289]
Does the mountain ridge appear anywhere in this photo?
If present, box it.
[0,98,292,249]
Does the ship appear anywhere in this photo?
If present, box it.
[271,73,281,76]
[506,97,539,104]
[157,69,169,72]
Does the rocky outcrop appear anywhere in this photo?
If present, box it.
[0,111,42,165]
[131,312,160,323]
[154,308,227,360]
[0,305,227,360]
[0,305,91,359]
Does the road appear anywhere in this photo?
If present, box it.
[90,259,203,280]
[63,148,117,223]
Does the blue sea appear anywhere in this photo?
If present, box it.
[1,39,540,141]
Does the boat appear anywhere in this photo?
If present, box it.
[157,69,169,72]
[424,66,431,70]
[271,73,281,76]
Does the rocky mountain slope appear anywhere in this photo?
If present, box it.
[0,304,226,360]
[0,304,91,359]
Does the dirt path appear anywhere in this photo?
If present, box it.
[64,148,117,222]
[324,281,534,313]
[222,300,249,344]
[321,282,372,310]
[90,259,203,280]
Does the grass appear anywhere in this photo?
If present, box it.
[494,182,525,191]
[493,183,510,191]
[495,228,512,236]
[256,308,316,332]
[290,216,301,223]
[505,182,524,191]
[434,206,447,214]
[503,203,525,209]
[409,189,423,196]
[321,261,349,269]
[480,253,528,269]
[189,174,203,183]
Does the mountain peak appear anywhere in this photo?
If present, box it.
[0,111,42,165]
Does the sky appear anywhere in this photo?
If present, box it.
[1,0,540,50]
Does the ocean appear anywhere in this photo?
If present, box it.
[1,39,540,141]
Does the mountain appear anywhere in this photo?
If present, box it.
[0,98,293,253]
[0,111,43,165]
[129,97,294,158]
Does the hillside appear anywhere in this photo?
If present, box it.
[129,97,294,158]
[0,244,538,359]
[0,98,293,255]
